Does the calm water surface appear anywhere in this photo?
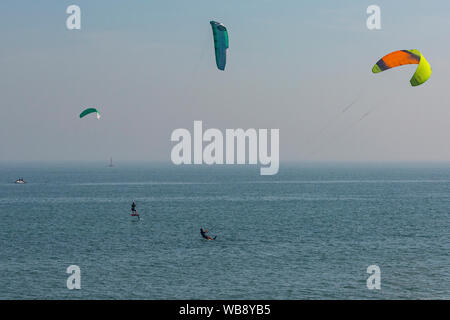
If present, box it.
[0,163,449,299]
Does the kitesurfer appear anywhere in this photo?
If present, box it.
[130,201,140,220]
[200,228,216,240]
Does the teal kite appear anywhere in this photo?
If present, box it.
[210,21,229,71]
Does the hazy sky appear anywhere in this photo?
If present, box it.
[1,0,450,162]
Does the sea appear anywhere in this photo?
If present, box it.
[0,162,449,299]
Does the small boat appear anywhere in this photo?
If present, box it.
[108,157,114,167]
[15,178,26,184]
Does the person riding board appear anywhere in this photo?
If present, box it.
[131,201,139,219]
[200,227,216,240]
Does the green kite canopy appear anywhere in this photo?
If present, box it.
[79,108,101,119]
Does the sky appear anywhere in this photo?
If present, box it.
[1,0,450,162]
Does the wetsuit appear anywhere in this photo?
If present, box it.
[200,228,209,239]
[131,202,136,213]
[200,228,215,240]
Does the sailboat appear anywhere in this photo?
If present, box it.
[108,157,114,167]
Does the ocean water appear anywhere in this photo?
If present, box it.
[0,162,449,299]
